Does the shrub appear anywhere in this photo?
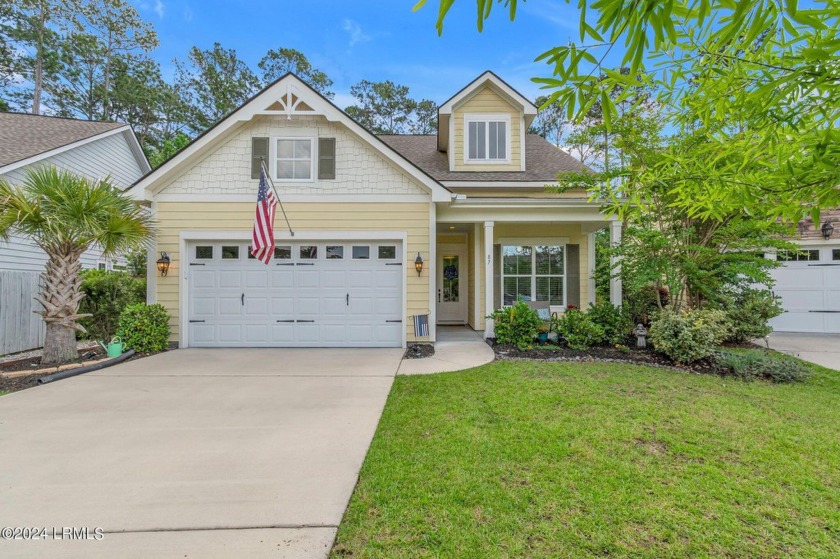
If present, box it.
[586,301,632,344]
[488,299,542,350]
[117,303,171,353]
[553,308,605,350]
[78,270,146,341]
[623,285,669,326]
[713,350,810,383]
[721,289,783,344]
[649,309,729,364]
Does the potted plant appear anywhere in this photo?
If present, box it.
[537,323,550,344]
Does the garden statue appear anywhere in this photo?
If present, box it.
[633,324,648,348]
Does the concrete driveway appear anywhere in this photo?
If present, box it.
[0,348,402,558]
[767,332,840,371]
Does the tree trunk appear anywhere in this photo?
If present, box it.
[36,244,91,366]
[42,322,79,365]
[31,5,46,114]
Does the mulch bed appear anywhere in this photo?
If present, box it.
[0,348,161,395]
[404,344,435,359]
[492,342,720,375]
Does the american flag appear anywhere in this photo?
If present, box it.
[251,168,277,264]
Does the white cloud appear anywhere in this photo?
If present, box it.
[154,0,164,18]
[342,19,371,47]
[183,5,193,22]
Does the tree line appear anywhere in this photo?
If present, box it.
[0,1,442,167]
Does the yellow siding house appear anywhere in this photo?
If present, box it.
[128,72,620,348]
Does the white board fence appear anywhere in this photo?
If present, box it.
[0,270,45,355]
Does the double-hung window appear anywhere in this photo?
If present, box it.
[275,138,313,180]
[502,244,565,306]
[465,115,509,163]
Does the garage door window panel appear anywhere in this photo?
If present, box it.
[326,245,344,259]
[300,245,318,259]
[221,245,240,259]
[196,246,213,259]
[833,249,840,261]
[378,245,396,259]
[352,246,370,259]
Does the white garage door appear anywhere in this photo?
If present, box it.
[187,240,404,347]
[769,246,840,333]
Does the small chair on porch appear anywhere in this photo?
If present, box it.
[525,301,557,340]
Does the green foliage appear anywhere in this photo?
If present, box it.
[78,269,146,341]
[623,285,668,327]
[488,299,542,350]
[421,0,840,221]
[175,42,261,133]
[117,303,170,353]
[713,350,810,384]
[0,167,153,256]
[144,132,190,169]
[258,47,333,98]
[125,248,147,277]
[649,309,729,364]
[344,79,437,134]
[720,289,784,344]
[586,301,631,345]
[553,308,605,350]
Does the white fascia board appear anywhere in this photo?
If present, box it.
[439,71,538,116]
[0,125,132,176]
[122,128,152,174]
[442,181,562,188]
[135,74,452,203]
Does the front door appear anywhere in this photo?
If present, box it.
[437,244,467,324]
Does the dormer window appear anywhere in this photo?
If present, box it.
[465,114,510,164]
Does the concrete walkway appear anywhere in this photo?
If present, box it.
[0,348,403,558]
[398,326,495,375]
[766,332,840,371]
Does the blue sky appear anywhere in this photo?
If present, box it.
[133,0,611,108]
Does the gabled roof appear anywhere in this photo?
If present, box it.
[438,71,538,116]
[380,134,586,182]
[0,112,129,168]
[128,73,453,202]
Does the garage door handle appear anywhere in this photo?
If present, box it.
[276,319,295,323]
[241,293,245,306]
[386,319,403,323]
[809,310,840,313]
[346,293,349,306]
[189,320,205,323]
[297,320,315,323]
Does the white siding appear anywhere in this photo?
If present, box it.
[160,115,427,197]
[0,130,146,273]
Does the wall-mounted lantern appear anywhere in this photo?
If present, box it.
[414,252,423,276]
[156,252,171,277]
[821,219,834,240]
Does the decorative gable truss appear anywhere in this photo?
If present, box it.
[128,74,453,202]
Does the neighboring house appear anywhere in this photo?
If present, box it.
[0,113,151,354]
[128,72,621,349]
[768,209,840,334]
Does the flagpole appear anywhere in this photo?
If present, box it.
[259,156,294,237]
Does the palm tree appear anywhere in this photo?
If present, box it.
[0,167,153,365]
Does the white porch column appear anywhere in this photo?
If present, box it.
[473,223,482,328]
[587,231,597,306]
[609,220,623,307]
[484,220,495,337]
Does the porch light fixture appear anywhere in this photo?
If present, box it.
[156,252,171,277]
[821,219,834,240]
[414,252,424,276]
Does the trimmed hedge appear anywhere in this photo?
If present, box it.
[117,303,171,353]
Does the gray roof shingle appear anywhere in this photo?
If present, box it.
[378,133,586,182]
[0,112,125,168]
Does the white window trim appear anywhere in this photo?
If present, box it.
[271,136,316,182]
[500,239,568,309]
[463,113,511,165]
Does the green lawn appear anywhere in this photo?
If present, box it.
[332,360,840,558]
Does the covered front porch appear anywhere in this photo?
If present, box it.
[433,198,621,338]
